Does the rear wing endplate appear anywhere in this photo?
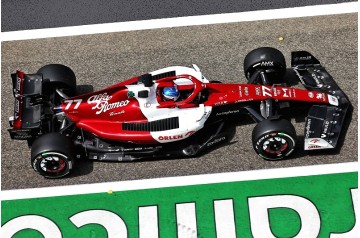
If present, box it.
[9,72,43,140]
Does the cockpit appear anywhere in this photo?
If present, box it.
[154,74,207,108]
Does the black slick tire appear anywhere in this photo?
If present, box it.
[244,47,286,84]
[37,64,77,96]
[252,118,296,160]
[31,133,75,178]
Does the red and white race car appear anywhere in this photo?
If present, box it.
[8,47,350,178]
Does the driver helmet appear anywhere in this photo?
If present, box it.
[163,86,180,101]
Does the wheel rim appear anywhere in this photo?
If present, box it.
[39,152,67,173]
[263,136,289,155]
[257,132,295,159]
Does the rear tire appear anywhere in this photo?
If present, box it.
[244,47,286,84]
[252,118,296,160]
[31,133,75,178]
[37,64,77,96]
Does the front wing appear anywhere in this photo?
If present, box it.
[291,51,350,150]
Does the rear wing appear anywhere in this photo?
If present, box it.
[8,71,43,140]
[291,51,350,150]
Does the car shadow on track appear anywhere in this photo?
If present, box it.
[66,157,95,178]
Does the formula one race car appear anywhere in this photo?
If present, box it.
[8,47,350,178]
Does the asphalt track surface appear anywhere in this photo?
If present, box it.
[1,0,355,31]
[1,13,357,190]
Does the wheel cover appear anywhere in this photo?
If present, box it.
[39,152,67,173]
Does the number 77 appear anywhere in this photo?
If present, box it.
[64,99,82,110]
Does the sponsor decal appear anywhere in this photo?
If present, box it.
[206,136,226,147]
[158,135,183,141]
[305,138,334,150]
[16,76,21,91]
[13,77,23,122]
[214,101,228,106]
[120,146,161,152]
[14,99,20,113]
[262,86,272,97]
[282,88,289,97]
[235,98,253,103]
[87,93,130,114]
[255,87,261,96]
[299,55,312,60]
[318,121,330,139]
[305,118,312,138]
[158,131,195,141]
[238,86,242,97]
[260,61,274,66]
[323,121,330,134]
[216,110,239,116]
[316,93,324,100]
[88,93,112,103]
[311,73,322,85]
[294,55,312,62]
[2,172,357,237]
[109,110,125,117]
[308,145,321,149]
[310,138,320,144]
[328,95,339,106]
[244,87,249,96]
[308,92,314,98]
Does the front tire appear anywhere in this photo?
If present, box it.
[252,118,296,160]
[31,133,75,178]
[244,47,286,84]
